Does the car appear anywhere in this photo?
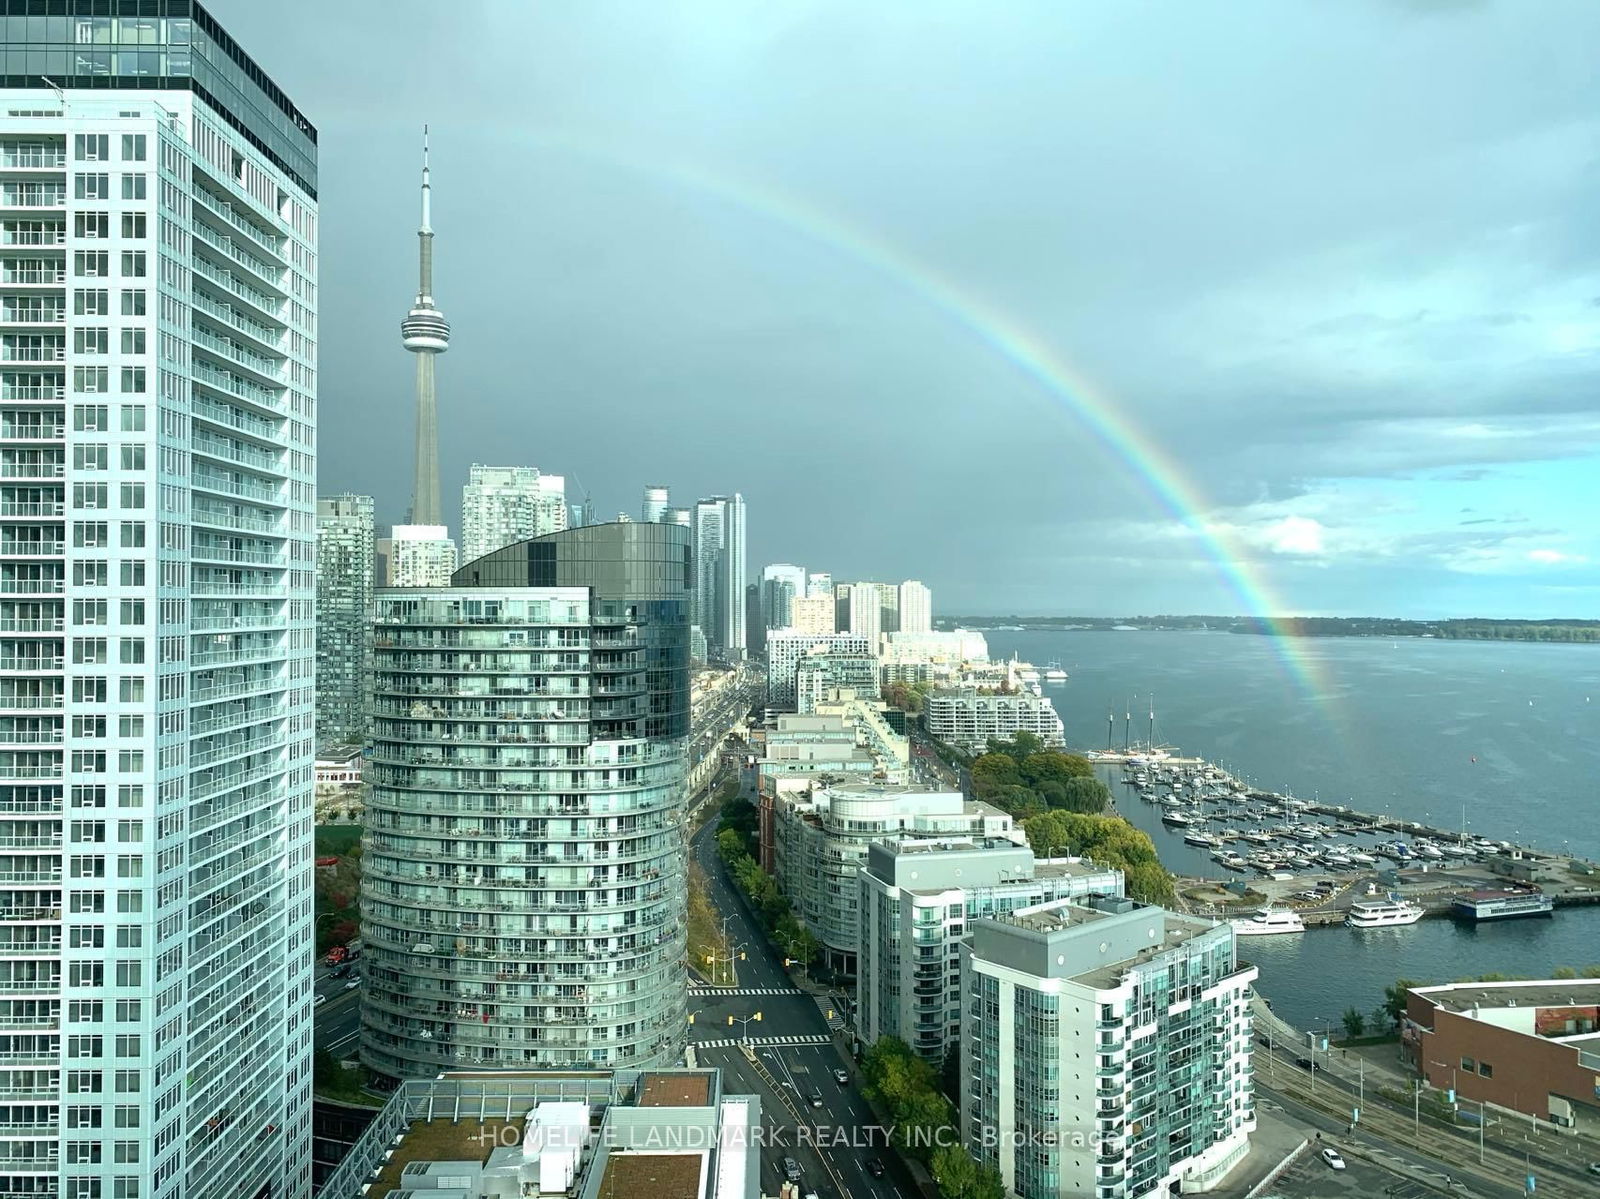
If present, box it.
[1321,1148,1346,1170]
[865,1158,885,1177]
[344,980,360,990]
[782,1157,802,1182]
[1294,1057,1318,1071]
[809,1091,824,1108]
[1589,1163,1600,1177]
[331,964,349,978]
[313,994,326,1007]
[833,1067,849,1084]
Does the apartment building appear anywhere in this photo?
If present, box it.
[315,494,373,743]
[961,898,1256,1199]
[923,686,1065,753]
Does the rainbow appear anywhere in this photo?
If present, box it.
[524,134,1331,700]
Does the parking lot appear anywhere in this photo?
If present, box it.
[1265,1147,1442,1199]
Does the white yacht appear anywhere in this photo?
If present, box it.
[1346,898,1425,929]
[1231,908,1307,936]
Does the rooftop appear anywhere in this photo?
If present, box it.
[1413,978,1600,1015]
[637,1072,712,1108]
[362,1115,518,1199]
[595,1153,705,1199]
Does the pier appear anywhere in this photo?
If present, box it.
[1103,752,1600,924]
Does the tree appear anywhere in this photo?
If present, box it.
[1340,1007,1367,1039]
[1020,751,1094,787]
[931,1143,1006,1199]
[970,753,1021,795]
[1055,776,1111,814]
[1381,979,1419,1028]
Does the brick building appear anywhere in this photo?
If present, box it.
[1403,979,1600,1129]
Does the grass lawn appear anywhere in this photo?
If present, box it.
[315,825,363,856]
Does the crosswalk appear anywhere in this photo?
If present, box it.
[688,987,802,997]
[691,1034,833,1049]
[814,995,846,1031]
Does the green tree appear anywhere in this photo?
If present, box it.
[931,1143,1006,1199]
[986,732,1044,763]
[1340,1007,1367,1039]
[1056,775,1111,814]
[1020,751,1094,787]
[970,753,1021,796]
[1381,979,1419,1028]
[1553,965,1577,980]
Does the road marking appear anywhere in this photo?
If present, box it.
[689,987,804,997]
[814,994,845,1030]
[691,1034,833,1049]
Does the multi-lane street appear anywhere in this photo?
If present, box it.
[313,960,363,1059]
[687,767,925,1199]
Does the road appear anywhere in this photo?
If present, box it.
[688,766,920,1199]
[1253,1036,1593,1199]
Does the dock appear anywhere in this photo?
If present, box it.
[1101,749,1600,922]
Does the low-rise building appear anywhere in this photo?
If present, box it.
[858,837,1124,1060]
[961,897,1256,1199]
[773,783,1022,972]
[1403,978,1600,1129]
[318,1069,759,1199]
[924,686,1065,753]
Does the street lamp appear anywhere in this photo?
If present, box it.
[1429,1059,1458,1106]
[728,1012,762,1043]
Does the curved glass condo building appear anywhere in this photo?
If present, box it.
[361,523,693,1079]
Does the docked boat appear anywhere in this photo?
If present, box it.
[1450,890,1554,922]
[1230,908,1307,937]
[1043,661,1068,681]
[1415,843,1444,860]
[1347,851,1376,865]
[1161,810,1193,827]
[1184,831,1218,847]
[1346,898,1425,928]
[1241,831,1274,845]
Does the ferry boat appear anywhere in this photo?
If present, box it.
[1346,898,1424,929]
[1043,661,1068,682]
[1450,890,1554,922]
[1230,908,1307,937]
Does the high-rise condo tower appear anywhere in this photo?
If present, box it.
[400,127,448,525]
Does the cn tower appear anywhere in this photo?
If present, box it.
[400,126,449,526]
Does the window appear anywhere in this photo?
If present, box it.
[119,251,146,278]
[74,250,109,278]
[72,521,109,549]
[115,1002,141,1023]
[120,290,146,317]
[67,1105,102,1129]
[72,561,107,587]
[118,640,145,666]
[113,1068,140,1093]
[119,599,145,626]
[73,366,109,394]
[116,890,142,914]
[115,816,143,839]
[1460,1057,1474,1072]
[74,172,110,200]
[75,212,109,239]
[120,134,146,162]
[71,678,106,704]
[119,482,145,509]
[117,784,143,808]
[120,213,146,239]
[118,678,144,703]
[70,750,106,773]
[1478,1061,1492,1078]
[116,750,144,772]
[66,1143,101,1165]
[73,404,109,431]
[74,327,109,355]
[120,404,146,431]
[114,963,141,988]
[72,482,108,510]
[71,716,105,741]
[70,784,106,808]
[74,288,109,316]
[73,599,107,626]
[119,521,145,547]
[73,444,108,470]
[119,367,146,394]
[71,638,106,665]
[76,134,109,162]
[121,174,147,200]
[120,328,146,354]
[119,561,145,586]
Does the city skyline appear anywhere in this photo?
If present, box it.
[221,0,1598,619]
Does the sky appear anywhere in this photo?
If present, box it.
[217,0,1600,619]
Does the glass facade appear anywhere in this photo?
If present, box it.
[0,1,317,196]
[361,523,694,1079]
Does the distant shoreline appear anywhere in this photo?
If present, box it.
[939,617,1600,644]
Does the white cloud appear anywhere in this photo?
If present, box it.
[1526,548,1587,565]
[1264,516,1327,555]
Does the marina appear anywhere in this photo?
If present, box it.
[1103,753,1600,933]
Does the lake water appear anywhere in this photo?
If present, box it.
[979,629,1600,1030]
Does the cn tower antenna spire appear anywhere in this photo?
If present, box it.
[401,124,449,526]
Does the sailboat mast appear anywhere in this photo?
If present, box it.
[1122,701,1130,752]
[1148,694,1155,750]
[1106,710,1114,750]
